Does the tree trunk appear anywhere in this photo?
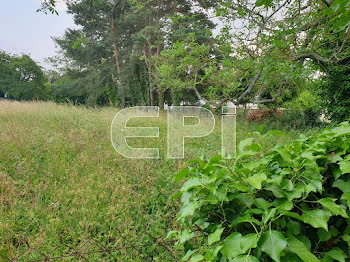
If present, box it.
[148,68,154,106]
[150,86,154,106]
[117,80,126,108]
[121,92,126,108]
[111,18,121,75]
[236,68,263,105]
[156,0,161,56]
[169,88,175,105]
[173,0,178,12]
[143,47,154,106]
[111,13,125,108]
[158,90,164,111]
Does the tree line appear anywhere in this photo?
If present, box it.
[1,0,349,121]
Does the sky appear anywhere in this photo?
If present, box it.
[0,1,222,70]
[0,0,75,70]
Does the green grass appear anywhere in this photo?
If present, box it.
[0,101,313,261]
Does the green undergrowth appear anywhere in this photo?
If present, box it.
[173,122,350,262]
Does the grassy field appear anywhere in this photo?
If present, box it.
[0,101,312,261]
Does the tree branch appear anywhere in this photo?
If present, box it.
[236,68,263,105]
[254,87,283,104]
[319,0,335,7]
[192,86,208,104]
[293,52,331,63]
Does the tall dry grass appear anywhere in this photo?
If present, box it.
[0,100,299,260]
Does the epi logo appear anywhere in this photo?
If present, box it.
[111,106,236,159]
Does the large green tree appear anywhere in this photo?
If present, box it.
[48,0,215,107]
[42,0,350,121]
[0,51,48,100]
[214,0,349,113]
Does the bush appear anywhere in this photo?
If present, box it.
[270,109,322,130]
[171,122,350,261]
[277,89,323,129]
[320,64,350,123]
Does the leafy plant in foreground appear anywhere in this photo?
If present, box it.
[171,122,350,261]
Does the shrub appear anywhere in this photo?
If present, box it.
[279,89,323,129]
[320,64,350,123]
[270,109,322,130]
[246,109,282,122]
[171,122,350,261]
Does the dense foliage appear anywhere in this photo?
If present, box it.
[36,0,350,121]
[173,122,350,261]
[320,63,350,122]
[46,0,215,107]
[0,51,48,100]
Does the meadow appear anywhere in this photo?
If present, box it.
[0,101,313,261]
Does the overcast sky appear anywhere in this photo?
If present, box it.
[0,1,224,70]
[0,0,75,69]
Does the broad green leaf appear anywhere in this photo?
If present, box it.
[281,211,303,221]
[317,198,348,218]
[255,0,265,6]
[230,255,259,262]
[240,233,259,253]
[182,250,198,261]
[287,220,301,235]
[255,0,273,7]
[331,165,343,179]
[266,184,285,198]
[301,210,331,231]
[339,160,350,175]
[262,208,277,224]
[176,169,189,183]
[259,230,287,262]
[179,201,198,218]
[221,233,243,259]
[281,179,294,191]
[246,173,267,189]
[326,248,348,262]
[341,192,350,208]
[275,199,293,211]
[317,229,331,242]
[233,213,261,225]
[282,252,304,261]
[190,254,204,262]
[287,237,320,262]
[277,149,292,162]
[333,179,350,193]
[255,198,273,209]
[296,235,311,250]
[342,234,350,242]
[181,191,192,205]
[179,229,195,244]
[258,125,264,134]
[285,186,304,201]
[330,227,339,237]
[238,194,255,207]
[166,230,178,239]
[245,208,264,215]
[208,227,224,245]
[239,138,254,152]
[181,177,202,191]
[205,246,222,261]
[237,150,259,159]
[305,179,322,194]
[170,191,183,201]
[246,143,261,152]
